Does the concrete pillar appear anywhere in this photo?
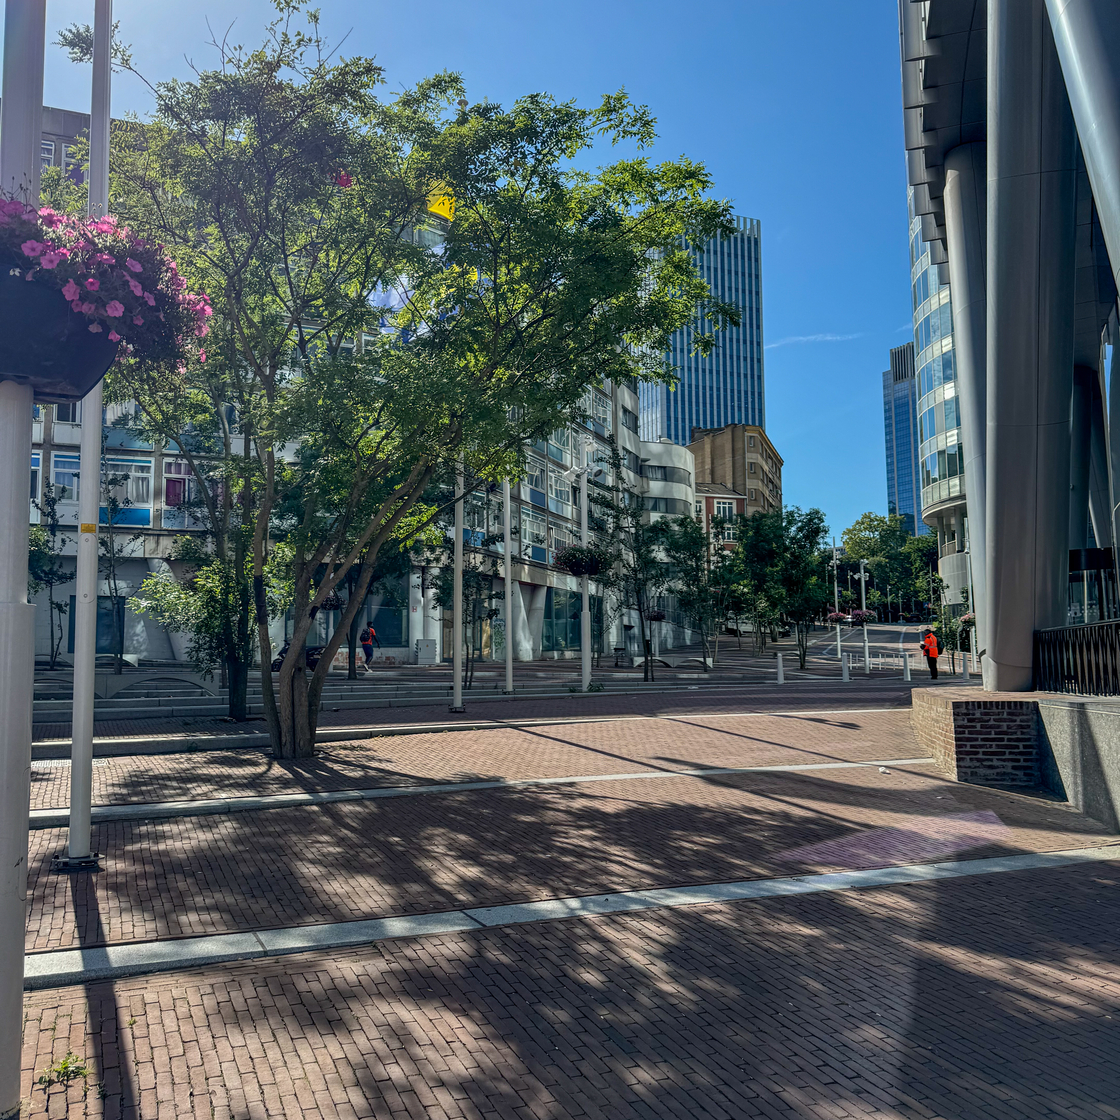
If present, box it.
[1109,339,1120,566]
[985,0,1078,690]
[408,568,423,661]
[511,582,534,661]
[943,143,989,642]
[526,583,547,659]
[1070,364,1094,549]
[1045,0,1120,296]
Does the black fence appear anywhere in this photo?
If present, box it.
[1034,619,1120,696]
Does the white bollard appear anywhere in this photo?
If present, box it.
[842,653,850,682]
[776,652,784,684]
[903,652,911,682]
[962,648,971,680]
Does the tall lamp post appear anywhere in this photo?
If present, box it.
[450,459,465,712]
[563,440,603,692]
[0,3,46,1114]
[858,558,870,675]
[830,540,842,658]
[502,477,514,694]
[63,0,113,874]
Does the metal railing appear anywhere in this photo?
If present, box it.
[1034,619,1120,696]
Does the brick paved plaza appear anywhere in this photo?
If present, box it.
[18,690,1120,1118]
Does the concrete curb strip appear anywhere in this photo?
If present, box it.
[24,842,1120,990]
[28,757,936,828]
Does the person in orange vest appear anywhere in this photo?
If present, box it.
[919,629,941,679]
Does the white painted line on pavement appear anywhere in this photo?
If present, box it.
[29,756,937,828]
[25,843,1120,990]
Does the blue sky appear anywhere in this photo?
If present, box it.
[29,0,911,538]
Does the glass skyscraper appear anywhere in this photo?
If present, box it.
[639,215,765,446]
[882,342,927,537]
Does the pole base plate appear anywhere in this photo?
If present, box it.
[50,852,101,873]
[448,706,466,713]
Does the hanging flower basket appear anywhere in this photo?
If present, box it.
[827,611,847,625]
[849,609,877,627]
[554,544,609,577]
[0,201,210,401]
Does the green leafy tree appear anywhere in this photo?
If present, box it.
[731,509,784,654]
[29,484,75,670]
[110,3,734,757]
[773,507,831,669]
[659,514,736,669]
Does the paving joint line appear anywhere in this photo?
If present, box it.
[28,757,937,828]
[24,842,1120,991]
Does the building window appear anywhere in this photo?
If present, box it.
[548,428,570,465]
[644,464,666,481]
[51,453,80,500]
[749,488,756,501]
[748,461,756,474]
[547,467,571,516]
[520,506,546,558]
[748,435,755,448]
[40,139,55,170]
[695,502,702,517]
[55,402,81,424]
[621,407,638,433]
[102,457,153,526]
[592,392,612,435]
[63,143,83,184]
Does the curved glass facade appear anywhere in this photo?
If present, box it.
[909,194,963,513]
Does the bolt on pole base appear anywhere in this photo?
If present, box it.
[50,852,100,873]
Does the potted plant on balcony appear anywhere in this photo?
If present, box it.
[553,543,610,578]
[0,201,211,401]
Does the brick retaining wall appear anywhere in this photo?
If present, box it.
[911,689,1040,787]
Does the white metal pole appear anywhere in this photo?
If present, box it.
[776,651,784,684]
[832,539,842,658]
[67,0,113,869]
[580,472,591,692]
[860,559,870,674]
[0,4,45,1113]
[903,652,911,682]
[503,478,513,694]
[450,460,465,711]
[842,652,849,682]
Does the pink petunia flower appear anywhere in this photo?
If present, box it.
[128,278,143,296]
[105,300,124,317]
[71,299,83,312]
[39,251,61,269]
[194,323,210,337]
[108,330,121,342]
[125,258,142,273]
[85,278,99,291]
[132,315,144,326]
[20,240,44,257]
[80,302,94,314]
[62,280,81,301]
[88,323,103,333]
[198,350,206,362]
[143,292,155,306]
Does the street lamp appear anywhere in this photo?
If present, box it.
[563,441,605,692]
[829,539,842,658]
[858,558,871,675]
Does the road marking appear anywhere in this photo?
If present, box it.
[30,756,936,828]
[25,843,1120,990]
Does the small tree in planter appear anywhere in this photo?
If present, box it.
[0,200,209,398]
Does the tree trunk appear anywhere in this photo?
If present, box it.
[227,656,249,722]
[347,610,360,681]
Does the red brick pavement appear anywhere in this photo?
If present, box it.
[30,708,923,810]
[26,757,1112,953]
[22,861,1120,1119]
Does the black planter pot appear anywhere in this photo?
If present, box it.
[0,271,119,402]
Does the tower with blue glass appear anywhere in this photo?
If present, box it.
[882,342,927,537]
[639,215,765,446]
